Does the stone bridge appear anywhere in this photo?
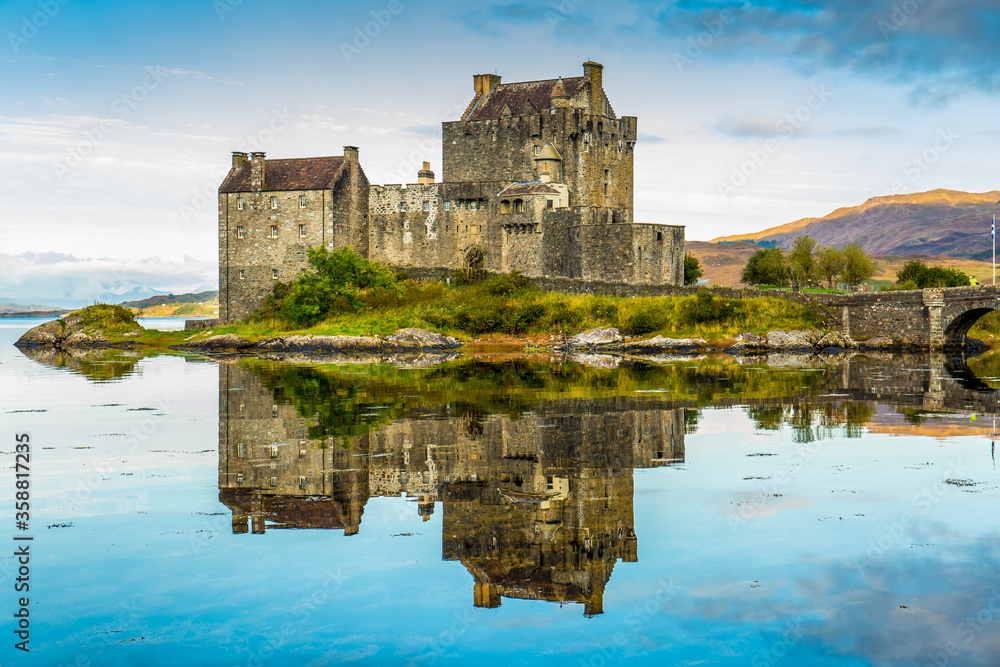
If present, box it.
[823,286,1000,350]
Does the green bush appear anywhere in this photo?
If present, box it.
[71,304,140,332]
[481,271,531,297]
[685,290,732,325]
[625,308,666,335]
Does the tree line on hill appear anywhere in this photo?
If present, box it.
[739,237,877,289]
[736,236,977,291]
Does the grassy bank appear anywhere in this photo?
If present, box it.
[138,274,823,348]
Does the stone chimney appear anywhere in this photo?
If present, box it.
[473,73,502,98]
[231,151,248,169]
[249,152,265,192]
[583,61,604,114]
[344,145,359,163]
[417,161,435,185]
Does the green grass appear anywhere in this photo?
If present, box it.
[68,304,141,333]
[227,278,823,343]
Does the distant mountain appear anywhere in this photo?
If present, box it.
[0,301,68,314]
[712,189,1000,260]
[119,290,218,309]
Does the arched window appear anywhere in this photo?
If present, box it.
[500,200,511,214]
[513,199,525,214]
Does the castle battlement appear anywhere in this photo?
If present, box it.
[216,62,684,322]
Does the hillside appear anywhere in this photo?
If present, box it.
[120,290,218,309]
[712,189,1000,260]
[121,291,219,318]
[686,241,996,287]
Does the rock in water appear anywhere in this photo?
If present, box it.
[385,328,461,349]
[567,328,624,347]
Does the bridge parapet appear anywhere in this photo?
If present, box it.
[824,286,1000,350]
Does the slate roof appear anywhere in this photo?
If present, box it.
[498,182,561,197]
[466,77,585,121]
[219,156,346,193]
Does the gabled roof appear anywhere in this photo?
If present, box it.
[466,77,585,121]
[220,156,347,193]
[498,182,561,197]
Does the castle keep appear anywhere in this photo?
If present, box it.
[218,62,685,321]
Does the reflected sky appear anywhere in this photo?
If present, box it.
[2,321,1000,666]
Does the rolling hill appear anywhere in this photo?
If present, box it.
[712,189,1000,260]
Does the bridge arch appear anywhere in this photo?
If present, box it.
[944,307,996,348]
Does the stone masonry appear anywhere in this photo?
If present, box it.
[217,62,685,322]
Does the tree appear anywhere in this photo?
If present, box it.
[256,246,403,327]
[895,259,969,288]
[741,247,789,287]
[839,243,878,287]
[816,246,845,289]
[684,253,703,285]
[787,236,818,289]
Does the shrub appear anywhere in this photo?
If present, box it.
[71,304,140,332]
[482,271,531,297]
[685,290,732,325]
[625,308,666,335]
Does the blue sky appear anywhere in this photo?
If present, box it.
[1,0,999,305]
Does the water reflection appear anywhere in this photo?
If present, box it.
[218,361,686,615]
[215,351,1000,616]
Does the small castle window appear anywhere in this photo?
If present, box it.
[423,201,430,212]
[270,196,278,209]
[471,201,478,211]
[299,224,306,237]
[400,202,407,212]
[237,444,244,458]
[237,226,244,239]
[500,200,511,214]
[239,270,245,280]
[299,195,307,208]
[272,268,278,279]
[604,183,608,195]
[513,199,525,214]
[534,145,541,156]
[444,201,451,211]
[237,197,244,211]
[270,225,278,238]
[546,200,553,209]
[657,232,663,241]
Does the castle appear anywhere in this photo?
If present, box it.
[217,62,686,321]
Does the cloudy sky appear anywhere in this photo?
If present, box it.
[2,0,998,306]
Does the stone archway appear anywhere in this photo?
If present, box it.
[943,307,995,348]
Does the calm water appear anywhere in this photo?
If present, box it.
[2,317,1000,666]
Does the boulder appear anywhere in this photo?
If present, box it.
[816,331,856,350]
[187,334,254,351]
[14,320,63,348]
[766,330,821,352]
[385,328,461,349]
[567,328,624,348]
[616,335,708,353]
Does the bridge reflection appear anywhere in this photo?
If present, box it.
[214,352,998,614]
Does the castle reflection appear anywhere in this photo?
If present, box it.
[217,362,685,615]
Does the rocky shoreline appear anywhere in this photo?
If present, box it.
[14,317,987,358]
